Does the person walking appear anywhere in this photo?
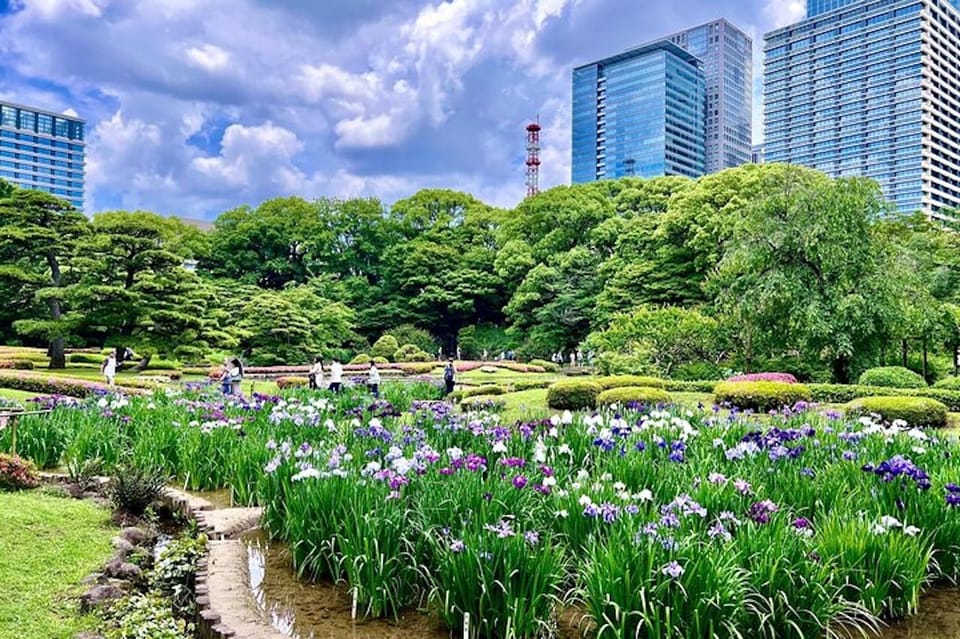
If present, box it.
[456,345,462,361]
[100,352,117,388]
[309,357,324,390]
[443,359,456,396]
[228,357,244,396]
[218,357,232,394]
[329,359,343,393]
[367,361,381,399]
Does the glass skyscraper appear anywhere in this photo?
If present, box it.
[764,0,960,218]
[668,19,754,173]
[573,41,706,182]
[0,100,85,210]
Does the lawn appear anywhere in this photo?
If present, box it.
[0,492,115,639]
[0,389,39,403]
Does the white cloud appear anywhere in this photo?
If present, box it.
[185,44,231,72]
[763,0,805,29]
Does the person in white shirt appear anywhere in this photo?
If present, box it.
[329,359,343,393]
[309,357,324,390]
[228,357,244,396]
[100,353,117,387]
[367,362,381,398]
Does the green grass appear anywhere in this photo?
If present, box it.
[0,389,39,403]
[0,491,115,639]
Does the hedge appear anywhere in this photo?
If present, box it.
[458,385,507,400]
[845,396,948,429]
[595,376,665,390]
[808,384,960,412]
[512,379,552,391]
[714,381,812,411]
[0,360,34,370]
[0,372,150,397]
[529,359,561,373]
[145,359,182,371]
[68,353,106,365]
[857,366,926,389]
[547,380,602,410]
[277,376,310,389]
[663,380,719,393]
[934,376,960,391]
[726,373,798,384]
[349,354,372,365]
[597,386,672,407]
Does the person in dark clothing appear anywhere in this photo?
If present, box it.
[443,359,456,395]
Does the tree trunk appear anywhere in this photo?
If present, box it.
[832,355,851,384]
[46,251,66,370]
[901,339,908,368]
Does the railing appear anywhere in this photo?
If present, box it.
[0,409,52,457]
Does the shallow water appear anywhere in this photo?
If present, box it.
[184,487,233,509]
[240,529,960,639]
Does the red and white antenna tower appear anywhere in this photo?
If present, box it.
[525,118,541,198]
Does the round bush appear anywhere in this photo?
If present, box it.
[512,379,552,391]
[597,386,671,407]
[714,381,812,411]
[845,396,948,429]
[371,335,400,361]
[857,367,926,389]
[0,454,40,491]
[934,376,960,391]
[529,359,561,373]
[69,353,106,365]
[372,356,389,365]
[349,353,372,365]
[276,376,309,389]
[595,375,665,390]
[547,380,602,410]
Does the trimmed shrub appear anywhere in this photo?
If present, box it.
[0,454,40,491]
[0,371,149,397]
[808,384,960,412]
[182,367,212,376]
[512,379,552,391]
[372,356,389,365]
[664,380,719,393]
[349,353,372,365]
[858,367,926,389]
[68,353,106,365]
[145,358,182,371]
[934,376,960,391]
[845,396,948,429]
[597,386,671,407]
[595,375,665,390]
[144,369,181,380]
[0,360,34,370]
[726,372,798,384]
[714,381,812,411]
[371,335,400,361]
[394,345,433,362]
[529,359,561,373]
[397,362,438,375]
[547,380,602,410]
[276,376,309,389]
[390,324,437,355]
[459,385,506,399]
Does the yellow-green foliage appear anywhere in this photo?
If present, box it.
[547,380,602,410]
[595,375,665,390]
[845,396,948,429]
[597,386,671,407]
[714,381,812,411]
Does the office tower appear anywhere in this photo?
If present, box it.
[0,100,85,210]
[668,19,754,173]
[572,41,706,183]
[752,144,765,164]
[765,0,960,218]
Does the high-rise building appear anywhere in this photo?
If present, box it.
[752,144,766,164]
[764,0,960,218]
[0,100,85,210]
[573,41,706,183]
[667,19,754,173]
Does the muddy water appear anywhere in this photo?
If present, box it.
[240,529,960,639]
[242,530,447,639]
[184,487,233,509]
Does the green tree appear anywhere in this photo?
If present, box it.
[0,190,89,368]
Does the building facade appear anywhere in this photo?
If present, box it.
[764,0,960,218]
[0,100,85,210]
[573,41,706,183]
[668,19,754,173]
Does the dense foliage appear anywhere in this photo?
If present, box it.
[2,166,958,380]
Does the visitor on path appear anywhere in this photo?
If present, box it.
[100,352,117,387]
[329,359,343,393]
[218,357,232,394]
[437,347,443,361]
[309,357,323,390]
[228,357,244,395]
[569,352,576,367]
[367,361,381,399]
[482,349,488,362]
[456,346,462,361]
[443,359,456,396]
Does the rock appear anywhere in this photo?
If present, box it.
[79,585,124,612]
[111,537,135,556]
[104,558,142,581]
[120,526,152,546]
[80,572,104,586]
[74,632,105,639]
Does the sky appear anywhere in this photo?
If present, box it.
[0,0,806,219]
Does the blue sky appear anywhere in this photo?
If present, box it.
[0,0,804,219]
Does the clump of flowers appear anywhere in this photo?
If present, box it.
[0,453,40,491]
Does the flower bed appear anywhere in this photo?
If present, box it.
[0,371,151,397]
[726,372,798,384]
[4,386,960,638]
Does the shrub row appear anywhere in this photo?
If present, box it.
[808,384,960,412]
[68,353,106,365]
[713,381,813,412]
[663,380,719,393]
[726,372,798,384]
[276,376,310,389]
[0,372,150,397]
[0,359,35,370]
[595,375,665,390]
[597,386,671,407]
[528,359,561,373]
[845,396,948,429]
[934,376,960,391]
[857,366,927,389]
[511,379,553,392]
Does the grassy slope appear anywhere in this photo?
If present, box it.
[0,492,115,639]
[0,389,38,403]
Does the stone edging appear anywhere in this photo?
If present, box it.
[161,488,283,639]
